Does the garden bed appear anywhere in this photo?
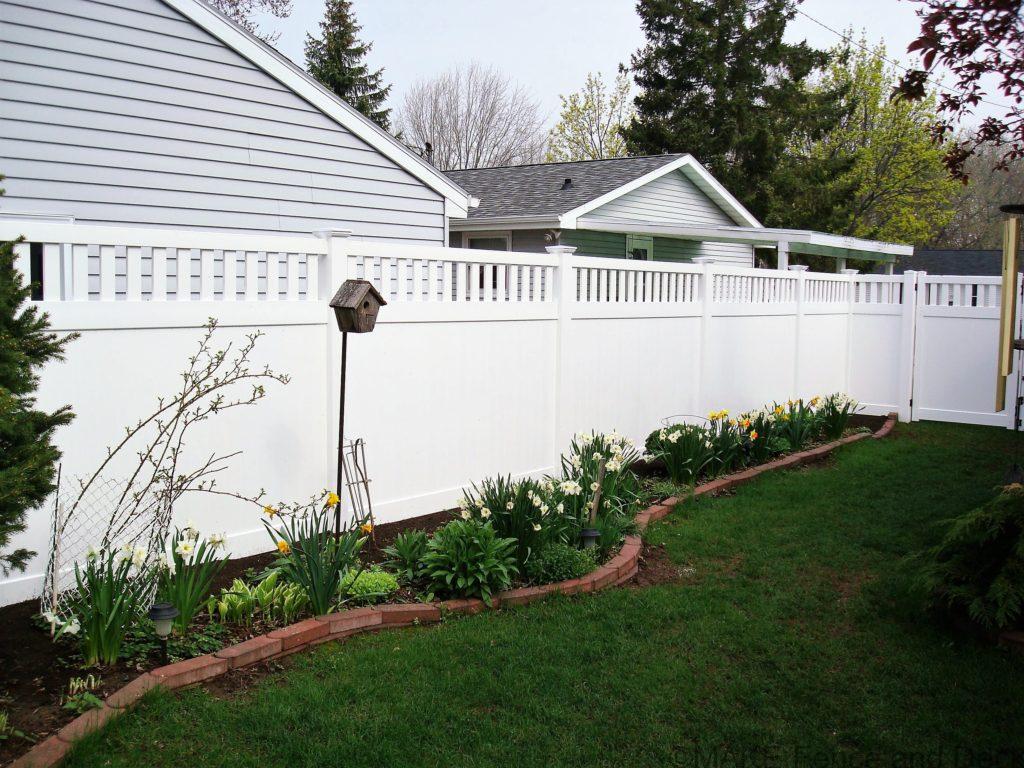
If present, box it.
[5,410,896,768]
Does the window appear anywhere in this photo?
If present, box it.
[462,231,511,251]
[626,234,654,260]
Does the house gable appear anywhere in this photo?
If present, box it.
[0,0,453,242]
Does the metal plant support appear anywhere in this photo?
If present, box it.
[342,437,375,537]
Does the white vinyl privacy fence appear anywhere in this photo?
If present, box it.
[1,220,1015,604]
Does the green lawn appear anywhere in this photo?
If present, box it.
[67,422,1023,767]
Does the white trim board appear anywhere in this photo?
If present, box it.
[163,0,472,217]
[559,155,763,230]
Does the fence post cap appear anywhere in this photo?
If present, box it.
[692,256,716,264]
[545,245,577,255]
[841,269,859,275]
[315,229,354,239]
[787,264,810,272]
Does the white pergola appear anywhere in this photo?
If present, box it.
[578,217,913,272]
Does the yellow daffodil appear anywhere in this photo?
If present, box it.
[263,505,277,518]
[277,540,291,555]
[750,430,759,440]
[359,522,373,534]
[325,491,341,507]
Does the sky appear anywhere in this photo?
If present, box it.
[254,0,999,130]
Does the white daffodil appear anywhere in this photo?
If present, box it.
[460,509,471,521]
[480,507,491,519]
[63,619,80,636]
[175,540,195,558]
[607,459,622,473]
[532,496,542,508]
[131,546,148,568]
[592,452,603,461]
[590,482,599,492]
[667,431,682,444]
[505,501,514,511]
[208,532,227,549]
[532,523,542,532]
[86,545,99,560]
[540,504,549,516]
[556,503,564,513]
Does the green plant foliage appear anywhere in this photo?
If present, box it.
[120,618,229,665]
[917,484,1024,631]
[0,212,77,574]
[70,546,153,666]
[339,567,399,605]
[0,710,31,743]
[207,571,309,627]
[773,399,820,452]
[382,529,428,584]
[264,505,365,616]
[420,519,517,606]
[62,675,103,715]
[525,543,597,585]
[458,475,549,570]
[157,524,228,634]
[649,424,716,486]
[818,393,860,440]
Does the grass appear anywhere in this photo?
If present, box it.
[66,422,1024,767]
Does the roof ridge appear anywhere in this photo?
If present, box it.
[445,154,687,173]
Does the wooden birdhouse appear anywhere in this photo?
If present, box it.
[329,279,387,333]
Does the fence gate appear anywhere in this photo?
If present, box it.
[910,273,1016,428]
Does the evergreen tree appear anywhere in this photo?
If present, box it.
[305,0,391,130]
[622,0,849,227]
[0,183,76,574]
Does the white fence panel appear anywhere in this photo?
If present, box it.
[0,220,1016,605]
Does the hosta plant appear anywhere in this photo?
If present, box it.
[158,522,228,633]
[208,571,308,626]
[70,545,153,666]
[264,502,365,615]
[421,519,517,606]
[382,529,429,584]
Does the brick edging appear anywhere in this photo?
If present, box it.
[12,412,898,768]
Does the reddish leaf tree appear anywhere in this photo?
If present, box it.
[897,0,1023,180]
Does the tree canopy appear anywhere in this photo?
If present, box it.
[204,0,291,43]
[546,72,633,163]
[305,0,392,130]
[623,0,847,227]
[799,39,957,244]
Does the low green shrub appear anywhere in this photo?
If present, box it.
[383,529,429,584]
[917,484,1024,631]
[421,519,517,606]
[525,543,597,584]
[340,567,399,604]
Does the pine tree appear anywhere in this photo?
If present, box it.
[622,0,849,227]
[0,186,77,574]
[305,0,391,130]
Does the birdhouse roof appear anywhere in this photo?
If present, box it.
[329,279,387,309]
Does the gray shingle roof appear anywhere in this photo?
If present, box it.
[445,154,686,220]
[882,249,1006,276]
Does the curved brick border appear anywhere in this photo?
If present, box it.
[12,412,897,768]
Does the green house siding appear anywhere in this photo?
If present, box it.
[652,237,698,263]
[561,230,626,258]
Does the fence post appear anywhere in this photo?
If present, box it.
[842,268,859,394]
[789,264,809,397]
[317,229,352,489]
[899,270,920,422]
[548,245,577,468]
[693,257,716,415]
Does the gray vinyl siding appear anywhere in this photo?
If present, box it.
[586,170,753,266]
[0,0,445,243]
[511,229,551,253]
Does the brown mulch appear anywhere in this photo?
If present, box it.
[0,508,454,766]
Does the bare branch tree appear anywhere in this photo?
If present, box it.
[395,62,547,170]
[204,0,292,44]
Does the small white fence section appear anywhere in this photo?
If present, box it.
[1,220,1013,605]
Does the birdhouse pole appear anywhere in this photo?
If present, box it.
[335,329,348,539]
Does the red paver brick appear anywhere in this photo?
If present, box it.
[10,736,70,768]
[214,635,282,668]
[592,565,618,590]
[150,654,229,689]
[267,618,329,651]
[497,585,546,607]
[105,672,162,709]
[316,606,382,636]
[375,603,441,625]
[56,704,119,744]
[557,576,594,595]
[441,598,487,615]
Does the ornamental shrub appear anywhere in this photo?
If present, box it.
[382,529,428,584]
[420,519,517,606]
[525,543,597,584]
[340,567,399,604]
[917,484,1024,631]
